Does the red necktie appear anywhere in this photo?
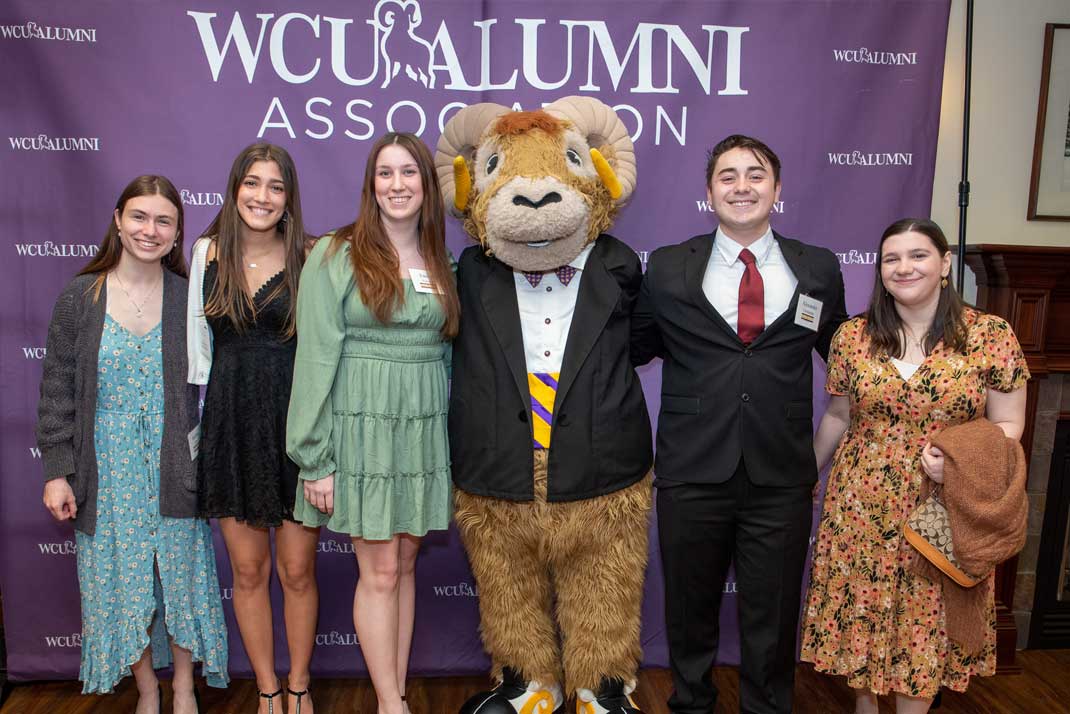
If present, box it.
[737,248,764,344]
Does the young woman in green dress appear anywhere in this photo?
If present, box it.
[286,133,460,714]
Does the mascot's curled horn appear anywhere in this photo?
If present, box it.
[436,96,653,714]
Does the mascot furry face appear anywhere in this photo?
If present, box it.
[435,96,636,271]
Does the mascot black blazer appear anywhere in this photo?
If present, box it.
[449,234,653,501]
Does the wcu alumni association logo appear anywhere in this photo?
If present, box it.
[15,241,99,258]
[827,151,913,167]
[832,46,917,66]
[432,581,479,598]
[317,538,355,554]
[836,250,878,266]
[0,20,96,42]
[374,0,435,89]
[45,632,82,648]
[187,0,747,94]
[181,189,224,207]
[38,540,77,555]
[9,135,100,152]
[316,630,359,646]
[188,0,749,145]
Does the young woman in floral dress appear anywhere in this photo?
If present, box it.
[802,218,1029,714]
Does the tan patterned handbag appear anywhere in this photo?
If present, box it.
[903,487,984,588]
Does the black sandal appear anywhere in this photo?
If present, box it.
[288,686,310,714]
[259,687,283,714]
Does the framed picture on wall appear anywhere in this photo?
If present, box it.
[1028,23,1070,221]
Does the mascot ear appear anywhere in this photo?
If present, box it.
[435,103,510,216]
[545,96,636,204]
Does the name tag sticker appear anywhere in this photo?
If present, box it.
[188,424,201,461]
[409,268,441,294]
[794,294,822,331]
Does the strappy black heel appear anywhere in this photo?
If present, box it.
[259,686,283,714]
[288,686,310,714]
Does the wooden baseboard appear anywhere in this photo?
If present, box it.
[995,602,1022,674]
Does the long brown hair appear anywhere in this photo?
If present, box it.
[78,175,187,300]
[202,143,308,339]
[329,133,460,339]
[864,218,968,358]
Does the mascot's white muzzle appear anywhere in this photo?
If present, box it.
[484,176,589,247]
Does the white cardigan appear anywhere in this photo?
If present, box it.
[186,237,213,385]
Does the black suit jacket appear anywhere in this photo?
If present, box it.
[450,234,653,501]
[631,231,847,487]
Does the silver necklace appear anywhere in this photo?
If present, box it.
[112,272,160,316]
[901,325,927,353]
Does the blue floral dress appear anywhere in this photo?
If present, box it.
[75,316,229,693]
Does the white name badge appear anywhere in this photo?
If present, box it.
[409,268,441,294]
[188,424,201,461]
[794,294,823,331]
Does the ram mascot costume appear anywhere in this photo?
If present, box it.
[435,96,653,714]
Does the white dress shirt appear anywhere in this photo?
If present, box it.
[515,243,595,374]
[701,227,798,334]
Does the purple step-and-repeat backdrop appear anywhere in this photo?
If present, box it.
[0,0,950,681]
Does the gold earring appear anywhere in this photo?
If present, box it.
[941,277,948,289]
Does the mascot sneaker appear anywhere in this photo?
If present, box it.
[461,667,564,714]
[575,679,642,714]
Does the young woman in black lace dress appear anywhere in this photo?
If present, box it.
[188,143,319,714]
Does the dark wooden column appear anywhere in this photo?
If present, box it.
[965,245,1070,672]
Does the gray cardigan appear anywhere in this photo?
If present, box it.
[36,271,201,535]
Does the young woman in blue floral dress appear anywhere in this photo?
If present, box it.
[38,175,228,714]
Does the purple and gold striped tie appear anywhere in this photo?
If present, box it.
[528,372,559,448]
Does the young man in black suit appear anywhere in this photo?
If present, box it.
[631,135,847,714]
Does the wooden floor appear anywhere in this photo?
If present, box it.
[3,651,1068,713]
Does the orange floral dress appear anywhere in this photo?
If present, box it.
[800,309,1029,698]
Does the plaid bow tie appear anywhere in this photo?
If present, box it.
[522,265,578,288]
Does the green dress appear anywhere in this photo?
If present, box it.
[286,237,452,539]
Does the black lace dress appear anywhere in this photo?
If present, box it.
[197,261,300,527]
